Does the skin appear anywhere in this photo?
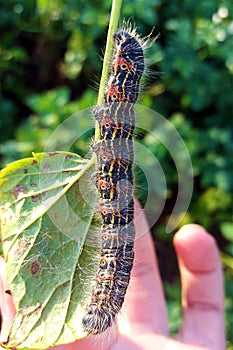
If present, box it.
[0,201,225,350]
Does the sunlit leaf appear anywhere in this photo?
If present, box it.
[221,222,233,242]
[0,152,99,349]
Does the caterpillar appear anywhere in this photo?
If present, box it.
[82,27,145,334]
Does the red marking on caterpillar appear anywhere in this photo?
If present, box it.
[82,25,147,335]
[105,84,120,101]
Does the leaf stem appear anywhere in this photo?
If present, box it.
[94,0,122,141]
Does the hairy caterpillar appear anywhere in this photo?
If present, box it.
[82,27,145,334]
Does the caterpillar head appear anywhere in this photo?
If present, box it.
[113,30,144,78]
[105,30,144,103]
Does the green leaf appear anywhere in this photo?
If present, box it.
[220,222,233,243]
[0,152,99,349]
[26,87,71,116]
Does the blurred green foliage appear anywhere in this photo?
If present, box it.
[0,0,232,346]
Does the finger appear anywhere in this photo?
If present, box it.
[119,199,168,335]
[174,225,225,350]
[0,257,16,343]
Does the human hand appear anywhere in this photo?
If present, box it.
[0,201,225,350]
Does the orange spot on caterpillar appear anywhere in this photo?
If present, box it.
[102,116,112,128]
[92,290,110,302]
[97,179,114,191]
[105,84,120,102]
[114,56,133,71]
[97,148,111,161]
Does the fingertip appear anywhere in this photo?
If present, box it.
[174,224,219,272]
[174,225,225,349]
[174,224,209,243]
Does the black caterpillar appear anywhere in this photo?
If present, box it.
[82,27,145,334]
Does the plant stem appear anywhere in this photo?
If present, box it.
[94,0,122,141]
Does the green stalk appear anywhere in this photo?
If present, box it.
[94,0,122,141]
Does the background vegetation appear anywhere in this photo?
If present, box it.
[0,0,232,347]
